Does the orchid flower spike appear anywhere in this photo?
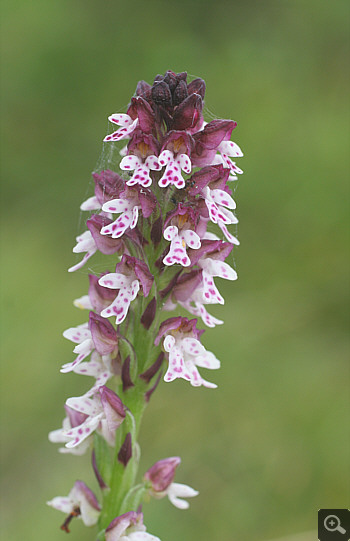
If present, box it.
[49,70,243,539]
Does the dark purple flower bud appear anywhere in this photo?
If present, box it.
[92,450,108,490]
[163,70,178,92]
[127,96,155,134]
[137,187,157,219]
[187,165,229,197]
[192,119,237,167]
[118,433,132,467]
[88,312,118,356]
[121,355,134,392]
[176,71,188,83]
[98,386,126,432]
[64,405,88,428]
[150,215,163,245]
[87,215,125,255]
[172,93,203,131]
[135,80,152,101]
[141,297,156,330]
[152,80,172,107]
[144,371,162,402]
[173,79,188,105]
[144,457,181,492]
[187,77,206,99]
[88,273,118,313]
[92,170,124,206]
[139,352,164,383]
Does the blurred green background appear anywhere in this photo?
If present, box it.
[1,1,349,540]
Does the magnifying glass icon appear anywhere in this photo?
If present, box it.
[324,515,346,534]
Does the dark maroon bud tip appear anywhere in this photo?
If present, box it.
[122,355,135,392]
[150,215,163,245]
[173,80,188,105]
[187,78,206,99]
[136,80,152,99]
[92,450,108,490]
[141,297,156,330]
[151,80,172,107]
[140,352,164,383]
[145,371,162,402]
[118,433,132,467]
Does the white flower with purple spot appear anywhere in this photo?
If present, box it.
[120,154,161,188]
[63,386,125,449]
[47,480,100,528]
[105,512,160,541]
[73,350,114,396]
[60,323,94,373]
[104,113,138,143]
[217,139,244,176]
[163,226,201,267]
[99,272,140,325]
[100,196,140,239]
[163,333,220,388]
[158,149,191,189]
[68,230,97,273]
[178,299,224,328]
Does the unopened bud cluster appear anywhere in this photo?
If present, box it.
[48,70,243,539]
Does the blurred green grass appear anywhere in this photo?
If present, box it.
[1,1,349,540]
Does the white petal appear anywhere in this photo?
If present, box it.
[73,295,93,310]
[218,140,244,157]
[199,258,237,281]
[181,229,201,250]
[100,211,133,238]
[47,496,74,514]
[167,482,199,509]
[210,189,236,209]
[108,113,133,127]
[102,198,132,214]
[65,394,102,416]
[181,337,205,356]
[158,149,173,167]
[217,221,240,245]
[131,205,139,229]
[164,334,176,352]
[101,281,140,325]
[80,195,101,211]
[99,272,131,289]
[195,350,221,370]
[164,346,191,383]
[163,225,178,241]
[68,249,96,272]
[176,153,191,174]
[202,271,224,305]
[145,154,161,171]
[127,533,161,541]
[120,155,142,171]
[63,324,90,344]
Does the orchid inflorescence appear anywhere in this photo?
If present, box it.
[48,70,243,540]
